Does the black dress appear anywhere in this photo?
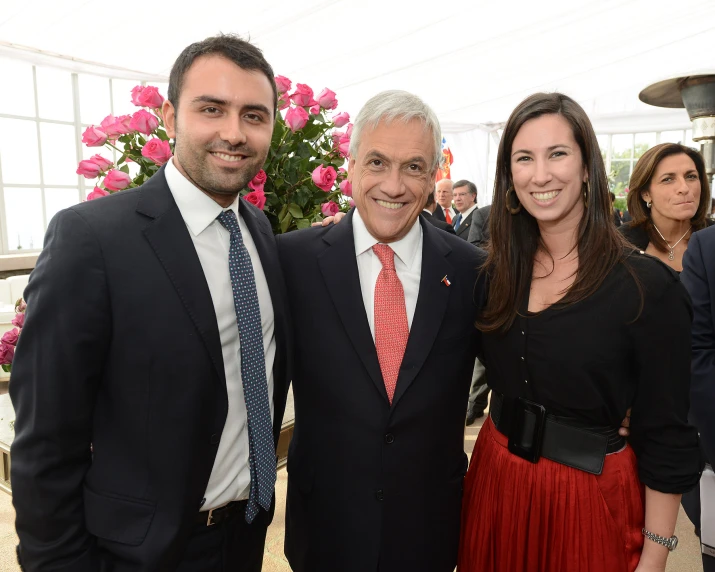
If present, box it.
[482,250,701,493]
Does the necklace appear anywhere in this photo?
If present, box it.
[652,223,691,261]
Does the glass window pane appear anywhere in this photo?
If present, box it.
[112,79,142,117]
[5,187,43,250]
[596,134,609,163]
[40,123,78,185]
[660,130,685,144]
[45,188,80,225]
[0,58,35,117]
[634,132,656,158]
[611,134,633,160]
[0,118,40,184]
[36,66,74,121]
[685,129,699,150]
[610,160,631,194]
[79,74,111,125]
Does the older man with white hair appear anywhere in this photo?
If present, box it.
[433,178,456,223]
[277,90,486,572]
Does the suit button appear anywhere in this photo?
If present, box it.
[375,489,384,501]
[384,433,395,444]
[210,433,220,445]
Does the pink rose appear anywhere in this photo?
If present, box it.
[1,328,19,347]
[310,104,320,115]
[141,139,173,165]
[349,199,355,208]
[103,169,132,191]
[0,342,14,365]
[100,114,132,140]
[248,170,267,192]
[136,86,164,109]
[11,312,24,329]
[346,123,353,137]
[244,189,267,210]
[340,179,353,197]
[89,154,113,172]
[321,201,340,217]
[332,130,345,145]
[285,106,309,132]
[312,165,338,192]
[333,112,350,127]
[87,186,110,201]
[278,93,290,111]
[290,84,314,107]
[129,109,159,135]
[131,85,145,106]
[17,300,26,312]
[76,160,102,179]
[337,134,350,157]
[317,88,338,110]
[275,76,292,94]
[82,125,108,147]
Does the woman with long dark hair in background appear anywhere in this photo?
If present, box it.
[458,93,702,572]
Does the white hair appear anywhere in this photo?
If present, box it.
[349,90,442,170]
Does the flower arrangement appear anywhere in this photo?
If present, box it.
[77,77,354,234]
[0,299,25,373]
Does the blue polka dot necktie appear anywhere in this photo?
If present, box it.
[217,209,276,523]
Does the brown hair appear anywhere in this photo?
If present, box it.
[480,92,632,333]
[626,143,710,252]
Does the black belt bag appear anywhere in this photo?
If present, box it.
[490,392,626,475]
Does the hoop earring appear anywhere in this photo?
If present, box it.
[506,187,522,215]
[583,181,590,207]
[646,200,652,209]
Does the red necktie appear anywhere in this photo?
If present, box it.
[444,208,452,224]
[372,244,409,404]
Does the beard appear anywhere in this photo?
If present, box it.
[173,133,268,197]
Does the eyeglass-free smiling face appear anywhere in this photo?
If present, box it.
[349,118,437,243]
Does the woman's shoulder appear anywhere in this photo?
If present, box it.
[618,221,649,249]
[614,249,683,305]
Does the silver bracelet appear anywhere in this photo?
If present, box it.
[642,528,678,551]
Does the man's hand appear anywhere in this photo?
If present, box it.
[619,408,631,437]
[311,212,347,227]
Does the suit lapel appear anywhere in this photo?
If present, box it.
[137,171,226,387]
[392,218,453,407]
[317,211,388,402]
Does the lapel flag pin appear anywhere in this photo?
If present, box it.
[441,275,451,287]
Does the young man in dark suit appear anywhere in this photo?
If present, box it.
[10,35,291,572]
[279,90,486,572]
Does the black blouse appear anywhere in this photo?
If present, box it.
[481,251,702,493]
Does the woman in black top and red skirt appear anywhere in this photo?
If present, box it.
[458,93,702,572]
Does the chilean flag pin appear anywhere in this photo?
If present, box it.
[441,275,451,287]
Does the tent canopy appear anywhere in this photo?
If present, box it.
[2,0,713,132]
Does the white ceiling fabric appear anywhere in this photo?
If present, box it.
[1,0,714,192]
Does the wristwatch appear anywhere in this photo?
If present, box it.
[642,528,679,551]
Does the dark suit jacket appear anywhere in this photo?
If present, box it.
[277,210,485,572]
[467,204,491,247]
[454,208,476,240]
[421,211,456,234]
[10,168,292,571]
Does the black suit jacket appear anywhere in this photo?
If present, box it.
[421,211,456,234]
[467,204,491,247]
[432,205,454,222]
[10,168,291,571]
[277,210,485,572]
[454,208,476,240]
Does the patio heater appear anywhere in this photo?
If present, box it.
[640,73,715,185]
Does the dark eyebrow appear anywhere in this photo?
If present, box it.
[660,170,698,177]
[511,144,572,157]
[364,150,390,163]
[190,97,272,118]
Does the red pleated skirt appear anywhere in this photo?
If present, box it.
[458,418,645,572]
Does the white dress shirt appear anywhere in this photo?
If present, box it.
[352,209,423,339]
[457,203,478,223]
[165,159,276,510]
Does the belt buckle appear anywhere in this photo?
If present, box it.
[507,397,547,463]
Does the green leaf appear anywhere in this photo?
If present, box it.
[296,218,311,229]
[288,203,303,219]
[120,165,130,174]
[280,212,292,234]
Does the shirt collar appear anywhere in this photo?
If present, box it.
[165,158,239,236]
[460,203,478,219]
[353,208,422,268]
